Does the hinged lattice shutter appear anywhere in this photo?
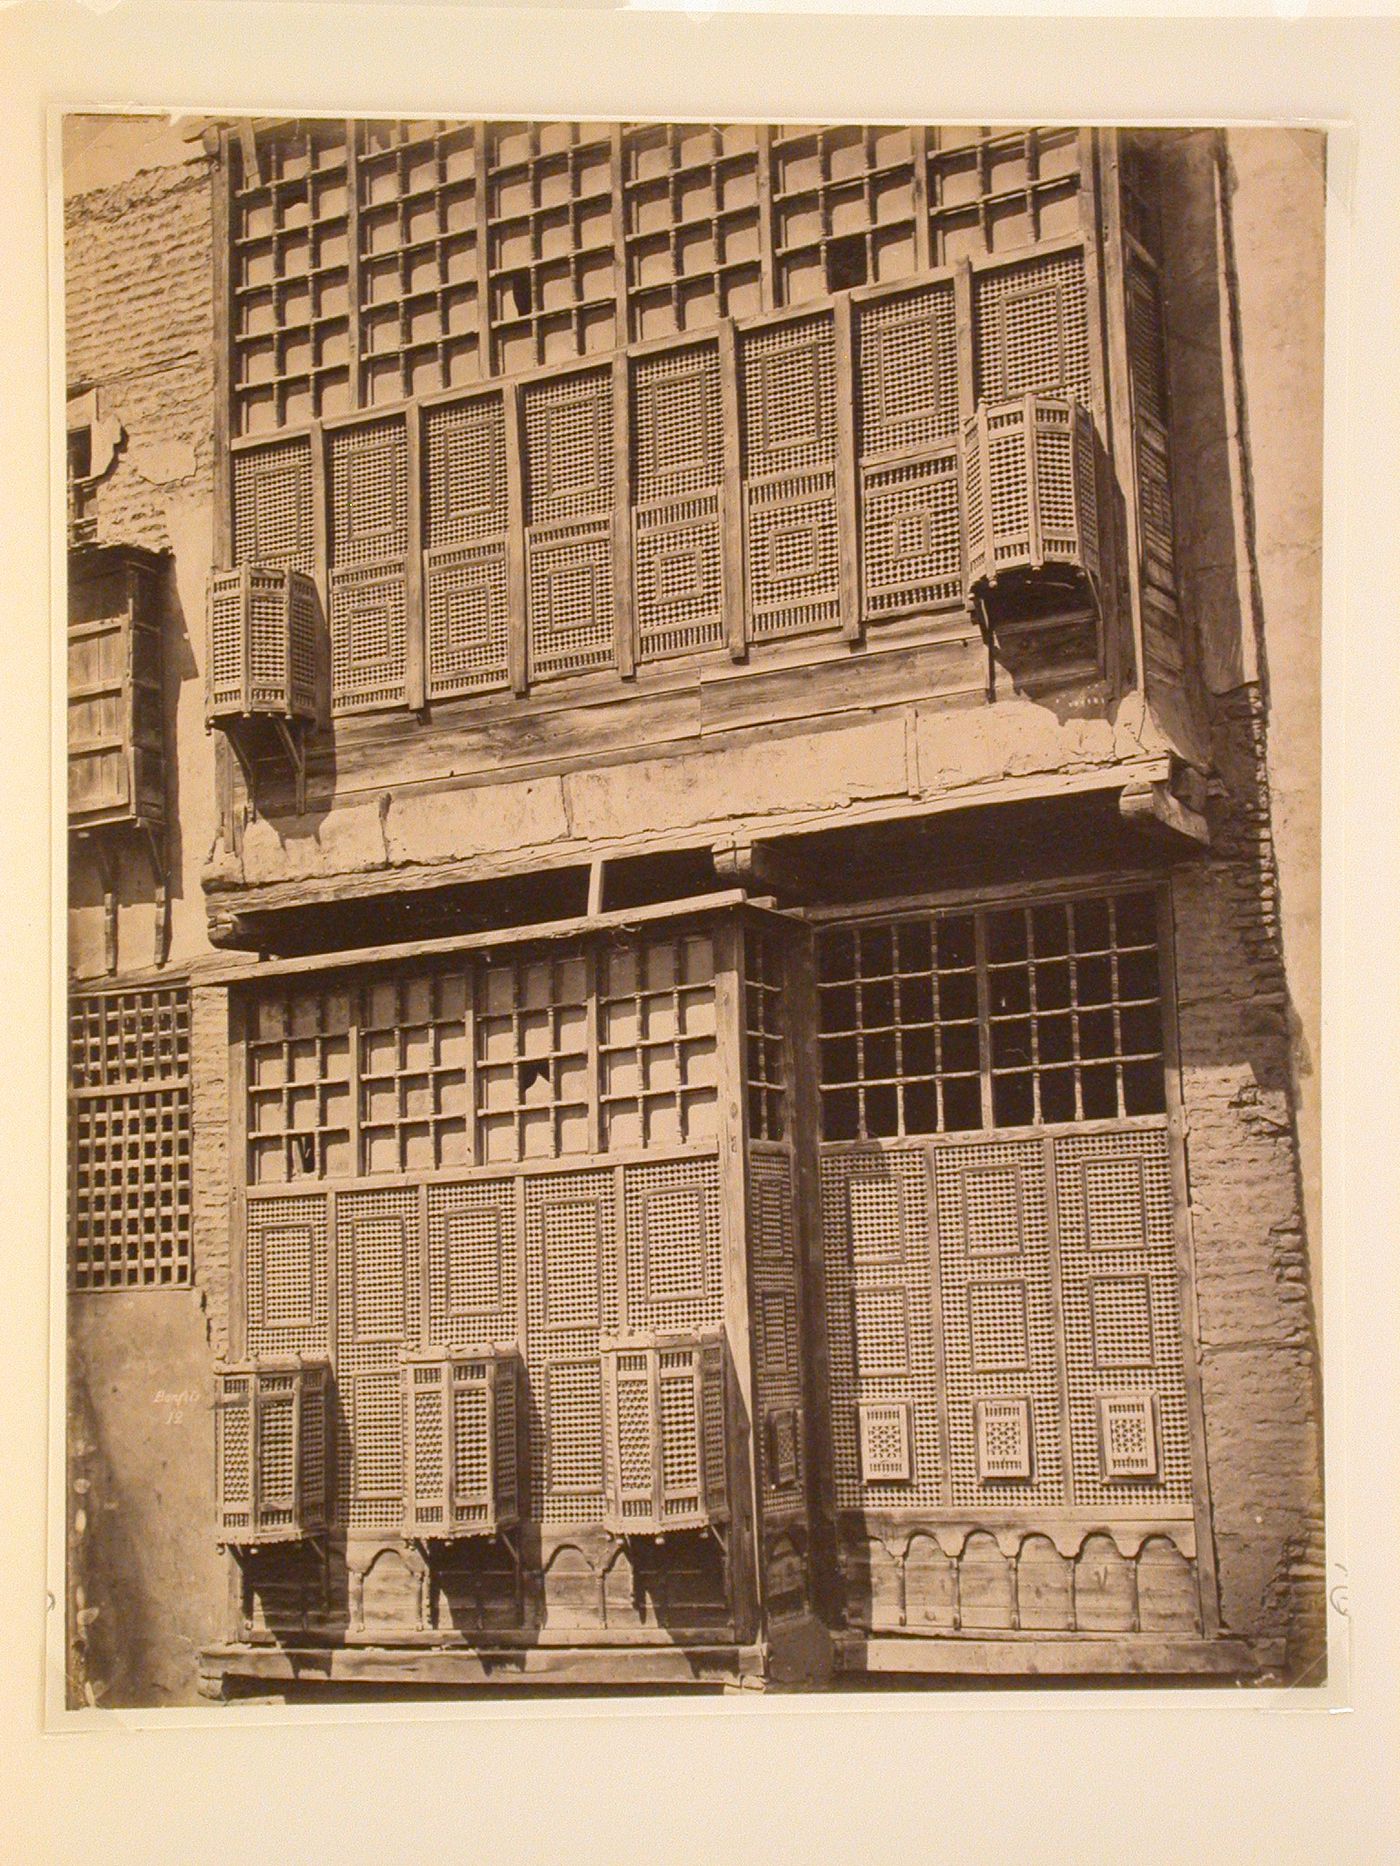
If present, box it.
[601,1331,729,1535]
[525,1170,616,1523]
[1053,1129,1193,1507]
[232,440,316,574]
[423,394,511,698]
[522,370,616,680]
[1126,256,1177,602]
[403,1349,521,1538]
[631,344,726,660]
[932,1141,1066,1506]
[740,314,842,641]
[334,1188,419,1529]
[215,1357,330,1545]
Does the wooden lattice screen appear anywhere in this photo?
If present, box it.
[69,986,192,1290]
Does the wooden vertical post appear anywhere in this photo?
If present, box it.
[611,352,636,679]
[503,379,529,694]
[345,120,365,413]
[911,125,932,275]
[718,320,747,662]
[404,400,426,709]
[833,295,861,642]
[756,125,777,313]
[474,122,493,378]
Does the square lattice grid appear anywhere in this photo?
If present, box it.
[818,913,984,1141]
[622,123,763,340]
[817,889,1165,1137]
[69,988,192,1290]
[770,124,921,305]
[600,933,717,1150]
[484,123,618,374]
[231,122,354,434]
[247,985,354,1184]
[476,949,591,1162]
[744,928,787,1142]
[359,970,471,1173]
[927,127,1083,266]
[356,119,482,405]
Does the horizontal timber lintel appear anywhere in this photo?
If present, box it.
[203,756,1175,933]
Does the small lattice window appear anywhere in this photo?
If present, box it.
[857,1400,912,1484]
[1098,1391,1160,1482]
[974,1395,1033,1482]
[69,988,192,1290]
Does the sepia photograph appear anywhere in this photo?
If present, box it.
[58,103,1330,1710]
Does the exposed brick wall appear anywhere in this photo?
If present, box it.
[65,150,221,977]
[64,156,215,552]
[1172,685,1324,1678]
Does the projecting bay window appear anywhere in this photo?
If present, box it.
[815,882,1209,1632]
[227,911,801,1551]
[216,122,1136,721]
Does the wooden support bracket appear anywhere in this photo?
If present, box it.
[710,834,808,901]
[1119,776,1209,847]
[270,716,307,817]
[139,820,171,968]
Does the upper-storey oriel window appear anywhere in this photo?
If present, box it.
[223,119,1091,438]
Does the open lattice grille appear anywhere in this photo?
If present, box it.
[69,987,192,1290]
[328,417,409,709]
[926,127,1083,266]
[358,120,482,405]
[484,122,618,374]
[599,933,717,1150]
[770,124,922,306]
[816,890,1165,1139]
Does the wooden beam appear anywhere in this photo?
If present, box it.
[195,888,782,985]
